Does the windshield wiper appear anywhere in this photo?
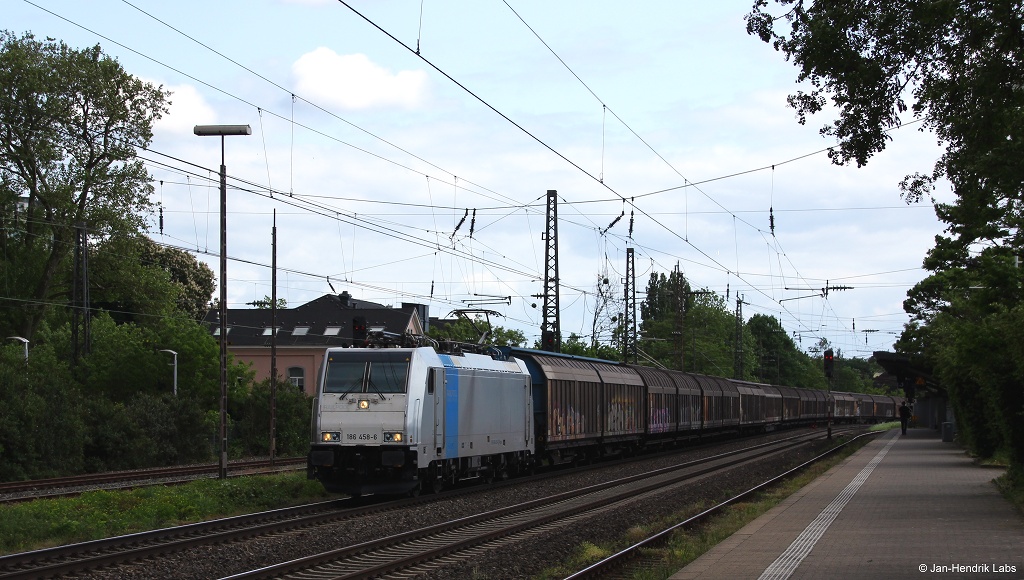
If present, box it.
[367,378,388,401]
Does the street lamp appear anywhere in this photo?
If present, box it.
[194,123,251,479]
[6,336,28,363]
[159,349,178,397]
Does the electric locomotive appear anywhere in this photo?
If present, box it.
[307,346,533,496]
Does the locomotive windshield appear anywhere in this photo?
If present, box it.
[323,351,410,395]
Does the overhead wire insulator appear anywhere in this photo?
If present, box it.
[450,208,468,241]
[628,209,634,239]
[600,211,624,235]
[769,206,775,236]
[158,179,164,235]
[469,208,476,238]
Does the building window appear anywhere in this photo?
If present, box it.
[213,326,231,336]
[262,327,278,336]
[293,326,310,336]
[288,367,305,390]
[324,326,341,336]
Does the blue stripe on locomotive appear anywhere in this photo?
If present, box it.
[439,354,460,457]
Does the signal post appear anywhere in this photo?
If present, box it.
[824,348,834,439]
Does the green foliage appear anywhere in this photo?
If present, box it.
[140,240,216,320]
[747,313,816,387]
[231,378,313,458]
[635,278,737,377]
[0,31,169,339]
[428,315,527,347]
[0,338,85,480]
[928,306,1024,464]
[557,333,620,360]
[0,31,314,482]
[81,393,212,472]
[0,312,248,479]
[748,1,1024,469]
[88,236,216,323]
[681,291,735,377]
[248,295,288,310]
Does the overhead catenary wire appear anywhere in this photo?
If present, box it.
[17,0,931,349]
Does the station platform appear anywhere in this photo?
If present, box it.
[671,428,1024,579]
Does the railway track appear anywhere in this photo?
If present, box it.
[0,428,858,579]
[221,430,840,579]
[0,457,306,503]
[565,429,881,579]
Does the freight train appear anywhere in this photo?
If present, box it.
[306,344,898,496]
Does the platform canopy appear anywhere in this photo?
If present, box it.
[872,351,942,401]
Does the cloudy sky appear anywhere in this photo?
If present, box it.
[9,0,951,358]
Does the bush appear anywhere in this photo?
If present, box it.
[0,340,85,480]
[230,378,312,458]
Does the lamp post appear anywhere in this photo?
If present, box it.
[194,124,251,479]
[6,336,28,363]
[159,349,178,397]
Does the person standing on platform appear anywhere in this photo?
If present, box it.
[899,401,912,435]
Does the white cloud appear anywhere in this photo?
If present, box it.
[291,48,428,110]
[153,82,216,135]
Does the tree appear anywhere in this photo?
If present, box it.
[0,31,169,339]
[141,240,216,320]
[747,0,1024,466]
[0,332,85,479]
[248,295,287,311]
[557,332,620,360]
[632,269,739,376]
[746,313,819,387]
[232,378,312,458]
[89,235,180,324]
[427,314,527,347]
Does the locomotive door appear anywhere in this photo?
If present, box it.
[432,367,445,456]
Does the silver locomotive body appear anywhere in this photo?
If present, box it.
[308,347,533,496]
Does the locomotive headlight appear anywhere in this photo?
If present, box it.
[358,399,370,410]
[321,432,341,442]
[383,432,403,443]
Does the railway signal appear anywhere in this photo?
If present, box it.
[824,348,835,378]
[353,316,367,342]
[541,330,556,352]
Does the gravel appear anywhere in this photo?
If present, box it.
[71,429,839,579]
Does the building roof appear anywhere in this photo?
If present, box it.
[204,292,427,348]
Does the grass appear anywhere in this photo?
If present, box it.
[995,466,1024,517]
[0,473,335,555]
[535,435,873,580]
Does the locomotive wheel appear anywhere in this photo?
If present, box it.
[427,463,444,494]
[430,477,444,494]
